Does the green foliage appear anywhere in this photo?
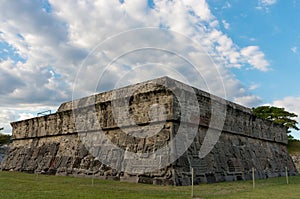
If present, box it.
[0,133,11,145]
[287,139,300,154]
[0,171,300,199]
[252,106,299,132]
[288,134,295,142]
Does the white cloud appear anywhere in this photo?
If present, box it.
[0,110,16,134]
[257,0,277,10]
[240,46,270,71]
[18,113,36,121]
[222,20,230,30]
[291,46,298,54]
[249,83,260,90]
[222,2,232,9]
[233,95,262,107]
[0,105,58,134]
[0,0,270,133]
[260,0,277,6]
[272,97,300,121]
[271,96,300,139]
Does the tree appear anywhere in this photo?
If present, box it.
[252,106,299,133]
[0,133,11,145]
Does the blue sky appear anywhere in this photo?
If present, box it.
[208,0,300,103]
[0,0,299,139]
[207,0,300,138]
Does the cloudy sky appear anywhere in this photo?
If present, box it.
[0,0,299,139]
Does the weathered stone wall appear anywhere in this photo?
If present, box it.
[0,145,8,163]
[1,77,297,185]
[171,78,296,185]
[291,154,300,172]
[174,130,296,185]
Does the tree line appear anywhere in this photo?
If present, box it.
[252,106,299,141]
[0,133,11,145]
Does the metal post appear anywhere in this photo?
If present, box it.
[191,167,194,198]
[35,170,38,179]
[0,154,3,177]
[285,167,289,184]
[92,170,95,187]
[252,167,255,189]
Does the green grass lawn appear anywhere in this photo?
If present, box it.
[0,171,299,199]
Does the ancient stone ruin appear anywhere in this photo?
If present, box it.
[0,145,8,163]
[1,77,298,185]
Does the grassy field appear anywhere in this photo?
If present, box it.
[0,171,299,199]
